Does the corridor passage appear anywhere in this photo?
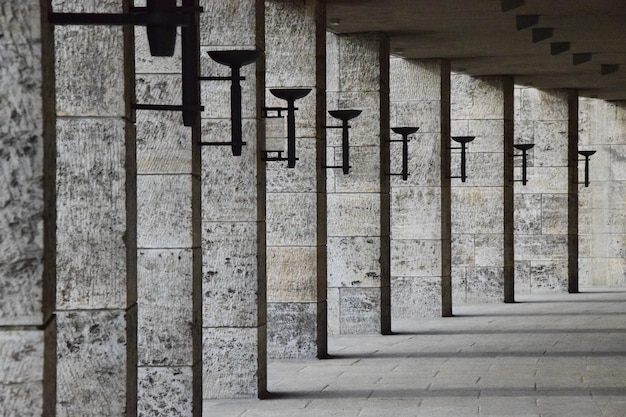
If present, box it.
[205,289,626,416]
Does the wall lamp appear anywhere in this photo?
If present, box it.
[261,88,312,167]
[49,0,205,127]
[513,143,534,185]
[387,127,419,181]
[450,136,475,182]
[197,50,262,156]
[578,150,596,187]
[324,110,362,175]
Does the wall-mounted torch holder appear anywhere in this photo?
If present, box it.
[387,127,419,181]
[198,50,262,156]
[513,143,535,185]
[261,88,312,168]
[324,110,362,175]
[450,136,475,182]
[49,0,205,127]
[578,150,596,187]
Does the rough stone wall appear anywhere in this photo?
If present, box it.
[134,0,201,414]
[326,32,391,334]
[265,0,327,359]
[200,0,267,399]
[389,58,451,318]
[578,98,626,287]
[514,87,570,294]
[450,74,514,305]
[0,2,49,415]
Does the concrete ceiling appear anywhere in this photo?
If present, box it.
[326,0,626,100]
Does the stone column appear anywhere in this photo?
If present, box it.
[326,32,391,335]
[53,0,136,415]
[389,58,452,318]
[514,87,570,294]
[200,0,267,398]
[134,1,201,414]
[451,75,514,304]
[265,0,327,358]
[578,98,626,287]
[0,2,53,415]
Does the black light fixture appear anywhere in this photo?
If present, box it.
[388,127,419,181]
[261,88,312,168]
[324,110,362,175]
[198,50,263,156]
[513,143,535,185]
[450,136,475,182]
[49,0,205,127]
[578,150,596,187]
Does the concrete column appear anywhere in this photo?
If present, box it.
[514,87,570,294]
[389,58,452,318]
[134,1,201,415]
[0,2,53,415]
[451,75,514,304]
[265,0,327,358]
[578,98,626,287]
[326,32,391,335]
[53,0,136,415]
[200,0,267,398]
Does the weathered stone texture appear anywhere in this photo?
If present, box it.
[266,193,317,246]
[267,302,318,359]
[138,367,193,417]
[56,311,127,417]
[267,247,318,302]
[391,276,442,318]
[327,194,381,237]
[328,237,381,288]
[1,2,44,326]
[0,331,44,416]
[56,118,127,309]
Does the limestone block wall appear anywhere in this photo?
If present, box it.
[0,2,52,415]
[389,58,451,318]
[265,0,327,359]
[513,87,570,294]
[326,32,391,334]
[450,74,514,304]
[579,98,626,287]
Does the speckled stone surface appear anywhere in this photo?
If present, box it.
[138,367,194,417]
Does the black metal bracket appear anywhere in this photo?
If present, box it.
[449,136,475,182]
[49,1,203,127]
[578,150,596,187]
[324,109,362,175]
[387,127,419,181]
[262,107,288,118]
[202,50,262,156]
[513,143,535,185]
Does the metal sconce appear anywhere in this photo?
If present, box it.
[578,150,596,187]
[261,88,312,167]
[513,143,535,185]
[198,50,263,156]
[324,110,362,175]
[450,136,475,182]
[49,0,205,127]
[388,127,419,181]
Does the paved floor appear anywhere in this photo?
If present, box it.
[204,288,626,416]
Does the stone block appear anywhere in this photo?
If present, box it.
[391,276,442,318]
[515,260,531,294]
[201,119,260,222]
[202,222,262,328]
[266,139,319,193]
[267,302,318,359]
[391,100,440,133]
[328,237,381,288]
[514,193,542,234]
[465,267,504,303]
[467,120,505,153]
[137,174,193,248]
[267,246,318,303]
[137,366,193,417]
[451,119,469,136]
[0,260,42,326]
[391,186,441,239]
[451,266,467,304]
[56,118,127,309]
[451,74,505,120]
[390,133,441,188]
[200,0,258,47]
[266,193,318,246]
[533,121,568,167]
[338,34,385,92]
[452,234,475,266]
[137,249,193,366]
[474,234,504,267]
[541,194,569,235]
[327,193,381,237]
[515,235,569,260]
[56,311,127,417]
[453,152,503,187]
[333,146,381,193]
[516,88,568,122]
[515,167,568,194]
[451,187,503,234]
[326,32,340,92]
[338,287,381,334]
[0,331,44,416]
[391,239,441,277]
[530,260,568,293]
[327,287,340,335]
[390,58,442,102]
[134,27,181,74]
[203,326,264,399]
[327,92,382,147]
[609,145,626,181]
